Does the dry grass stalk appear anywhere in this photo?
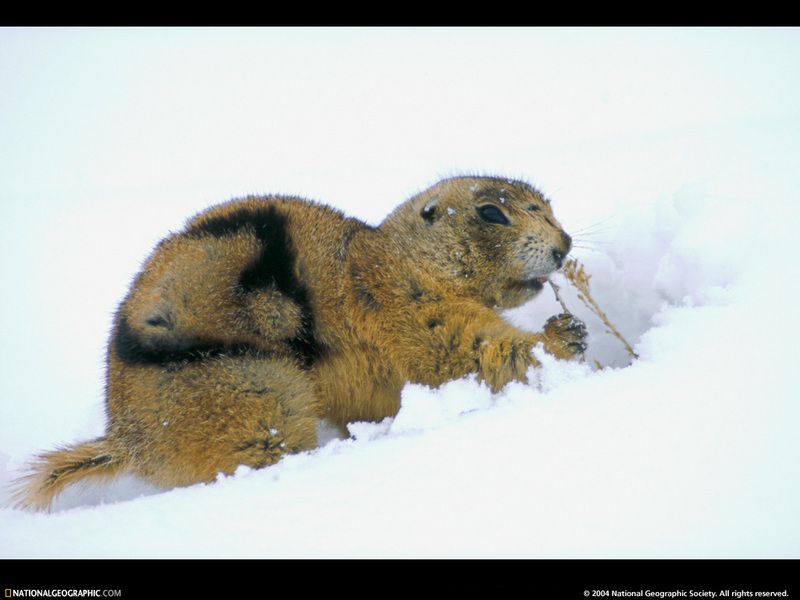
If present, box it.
[550,259,639,361]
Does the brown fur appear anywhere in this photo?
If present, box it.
[13,176,587,510]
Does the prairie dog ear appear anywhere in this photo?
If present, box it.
[420,198,439,223]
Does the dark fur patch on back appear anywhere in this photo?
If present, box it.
[113,313,266,366]
[187,204,299,296]
[191,204,324,366]
[119,203,325,367]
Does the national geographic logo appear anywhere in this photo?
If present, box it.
[5,591,122,598]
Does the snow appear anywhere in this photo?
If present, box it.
[1,27,799,559]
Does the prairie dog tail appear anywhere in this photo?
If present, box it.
[11,438,125,511]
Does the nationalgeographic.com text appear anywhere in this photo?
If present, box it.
[6,590,122,598]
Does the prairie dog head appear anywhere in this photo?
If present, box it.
[384,176,572,308]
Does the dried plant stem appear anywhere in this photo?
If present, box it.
[558,259,639,361]
[548,279,570,314]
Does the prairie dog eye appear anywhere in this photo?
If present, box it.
[476,204,510,225]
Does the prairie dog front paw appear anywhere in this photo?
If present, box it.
[543,313,588,359]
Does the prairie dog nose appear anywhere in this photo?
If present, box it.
[551,231,572,268]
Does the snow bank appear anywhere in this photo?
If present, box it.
[2,180,798,559]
